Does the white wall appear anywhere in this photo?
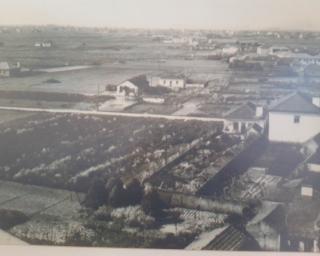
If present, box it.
[149,77,185,90]
[308,163,320,173]
[301,186,313,197]
[158,78,185,90]
[185,83,205,89]
[142,97,165,104]
[269,112,320,143]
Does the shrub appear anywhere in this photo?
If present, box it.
[110,206,155,229]
[108,179,126,208]
[93,206,112,221]
[124,179,144,206]
[141,190,167,220]
[84,178,108,209]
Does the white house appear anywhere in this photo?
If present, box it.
[111,75,169,103]
[268,93,320,143]
[115,75,150,99]
[223,102,266,134]
[257,46,270,56]
[0,62,10,77]
[150,76,186,91]
[222,46,239,56]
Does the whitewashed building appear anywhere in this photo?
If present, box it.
[257,46,270,56]
[110,75,168,103]
[115,75,150,99]
[150,76,186,91]
[268,93,320,143]
[222,46,239,56]
[0,62,10,77]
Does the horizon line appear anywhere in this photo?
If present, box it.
[0,23,319,33]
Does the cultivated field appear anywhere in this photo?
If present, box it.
[0,112,221,192]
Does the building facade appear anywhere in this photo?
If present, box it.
[150,76,185,91]
[268,93,320,143]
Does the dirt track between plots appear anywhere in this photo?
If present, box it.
[0,106,225,122]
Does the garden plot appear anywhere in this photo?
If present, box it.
[149,134,241,194]
[0,181,85,245]
[161,208,226,235]
[10,216,89,245]
[0,181,83,217]
[0,113,220,191]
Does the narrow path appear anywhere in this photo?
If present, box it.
[0,106,225,123]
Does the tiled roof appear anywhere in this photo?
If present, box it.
[286,197,320,239]
[224,102,258,120]
[128,75,170,95]
[128,75,150,90]
[308,149,320,165]
[203,225,259,251]
[270,92,320,114]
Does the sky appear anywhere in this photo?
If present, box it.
[0,0,320,30]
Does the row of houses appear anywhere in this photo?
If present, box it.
[105,74,320,146]
[223,92,320,144]
[104,74,206,103]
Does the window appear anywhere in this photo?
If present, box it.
[294,115,300,124]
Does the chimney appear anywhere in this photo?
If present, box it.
[312,96,320,108]
[256,106,264,118]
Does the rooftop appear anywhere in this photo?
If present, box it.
[128,75,170,95]
[270,92,320,115]
[308,150,320,165]
[286,195,320,239]
[203,225,259,251]
[224,102,260,120]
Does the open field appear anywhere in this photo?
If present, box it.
[0,29,229,95]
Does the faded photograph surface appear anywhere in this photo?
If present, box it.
[0,0,320,253]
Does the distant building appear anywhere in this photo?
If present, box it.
[269,46,290,57]
[116,75,149,99]
[150,75,186,91]
[257,46,270,56]
[110,75,169,102]
[222,46,239,56]
[0,62,10,77]
[268,93,320,143]
[223,102,266,135]
[34,40,53,48]
[0,62,21,78]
